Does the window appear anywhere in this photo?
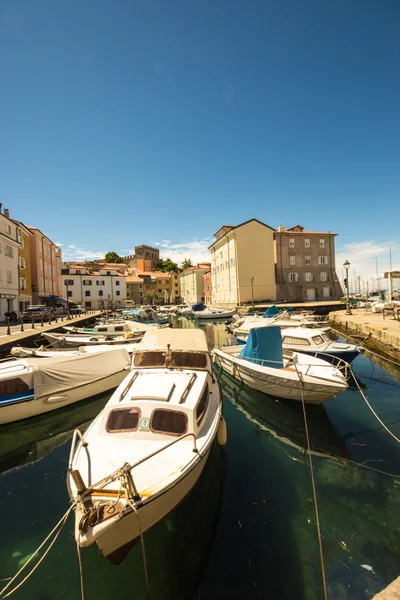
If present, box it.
[151,409,188,436]
[289,273,298,283]
[158,288,162,293]
[116,280,120,286]
[320,239,325,248]
[175,283,178,287]
[83,280,92,285]
[312,335,324,345]
[68,290,72,297]
[0,377,29,397]
[40,260,43,270]
[116,290,120,296]
[19,236,24,248]
[282,336,310,346]
[106,408,140,433]
[19,257,25,269]
[304,239,310,248]
[196,384,209,425]
[305,256,311,265]
[289,238,295,248]
[305,273,312,282]
[318,256,328,265]
[85,291,91,297]
[5,223,11,234]
[106,271,111,275]
[20,277,26,290]
[96,280,105,285]
[99,290,103,296]
[289,256,296,266]
[320,272,327,281]
[7,271,12,283]
[5,245,13,258]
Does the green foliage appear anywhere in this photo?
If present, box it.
[104,251,123,264]
[181,258,192,270]
[161,258,179,273]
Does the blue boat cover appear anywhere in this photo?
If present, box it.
[263,305,280,318]
[192,302,205,311]
[239,326,283,369]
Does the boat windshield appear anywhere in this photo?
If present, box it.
[151,408,188,436]
[133,351,208,369]
[322,334,331,342]
[106,407,140,432]
[312,335,324,345]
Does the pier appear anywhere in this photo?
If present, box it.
[329,309,400,363]
[373,577,400,599]
[0,311,103,354]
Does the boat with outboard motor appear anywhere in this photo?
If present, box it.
[228,305,328,335]
[0,349,131,425]
[213,326,348,404]
[122,308,169,325]
[67,328,226,564]
[11,341,142,359]
[193,308,236,320]
[235,327,362,365]
[42,331,142,348]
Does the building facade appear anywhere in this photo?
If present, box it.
[13,221,33,312]
[179,263,210,304]
[28,227,62,304]
[62,264,126,309]
[210,219,276,306]
[123,245,163,271]
[0,208,20,317]
[274,225,343,302]
[126,269,181,305]
[204,270,212,305]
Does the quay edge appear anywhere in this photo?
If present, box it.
[372,577,400,600]
[329,310,400,364]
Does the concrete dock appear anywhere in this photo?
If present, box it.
[0,311,104,354]
[329,309,400,363]
[373,577,400,599]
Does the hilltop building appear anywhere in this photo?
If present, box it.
[123,245,162,271]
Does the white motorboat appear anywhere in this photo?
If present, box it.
[67,328,225,564]
[0,349,131,425]
[229,309,327,336]
[213,326,348,404]
[63,322,140,337]
[11,342,142,359]
[194,308,236,320]
[42,332,143,348]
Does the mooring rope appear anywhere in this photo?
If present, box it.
[294,366,329,600]
[0,507,72,598]
[77,542,85,600]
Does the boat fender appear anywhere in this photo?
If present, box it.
[217,416,227,447]
[232,363,237,378]
[46,395,69,404]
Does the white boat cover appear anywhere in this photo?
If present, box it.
[32,349,130,398]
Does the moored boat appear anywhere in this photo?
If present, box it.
[213,326,348,404]
[194,308,236,320]
[0,349,131,425]
[67,328,225,564]
[42,332,142,348]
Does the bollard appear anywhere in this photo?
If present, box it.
[41,315,44,327]
[32,314,35,329]
[20,315,24,332]
[6,317,11,335]
[61,314,64,322]
[49,314,52,325]
[55,313,58,323]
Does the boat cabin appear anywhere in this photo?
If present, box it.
[281,328,331,348]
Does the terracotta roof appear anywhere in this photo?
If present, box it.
[126,275,143,283]
[274,231,337,235]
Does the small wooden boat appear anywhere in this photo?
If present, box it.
[11,342,141,359]
[63,322,139,337]
[193,308,236,320]
[42,332,142,348]
[67,328,225,564]
[0,349,131,425]
[213,326,348,404]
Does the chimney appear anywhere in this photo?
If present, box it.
[4,208,10,218]
[0,203,2,214]
[278,225,285,232]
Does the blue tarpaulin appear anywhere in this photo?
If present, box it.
[263,305,280,318]
[239,326,283,369]
[192,302,205,311]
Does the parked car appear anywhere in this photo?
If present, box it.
[22,305,55,322]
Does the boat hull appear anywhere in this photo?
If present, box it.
[82,448,211,564]
[214,350,345,404]
[194,310,236,320]
[0,371,126,425]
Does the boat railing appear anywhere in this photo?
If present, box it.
[230,352,350,379]
[68,428,89,470]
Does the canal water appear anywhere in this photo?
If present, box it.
[0,318,399,599]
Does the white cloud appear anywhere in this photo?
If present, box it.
[336,240,400,289]
[54,241,63,247]
[68,244,76,249]
[156,238,212,267]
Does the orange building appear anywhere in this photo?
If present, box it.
[27,227,62,304]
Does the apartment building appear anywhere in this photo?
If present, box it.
[210,219,276,306]
[28,227,62,304]
[204,270,212,305]
[62,263,126,309]
[126,270,181,305]
[13,220,33,312]
[179,263,210,304]
[0,208,20,317]
[274,225,343,301]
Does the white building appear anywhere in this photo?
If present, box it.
[179,263,210,305]
[0,209,21,317]
[62,264,126,310]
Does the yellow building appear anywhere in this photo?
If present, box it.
[13,221,33,311]
[210,218,276,306]
[179,264,210,304]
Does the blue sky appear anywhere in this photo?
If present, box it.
[1,0,399,285]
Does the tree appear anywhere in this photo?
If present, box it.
[181,258,192,270]
[161,258,179,273]
[104,251,123,264]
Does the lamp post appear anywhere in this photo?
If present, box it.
[64,279,71,318]
[250,276,254,307]
[343,260,352,315]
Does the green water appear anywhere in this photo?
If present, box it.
[0,319,400,599]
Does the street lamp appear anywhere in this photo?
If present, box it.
[64,279,71,318]
[343,260,352,315]
[250,276,254,307]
